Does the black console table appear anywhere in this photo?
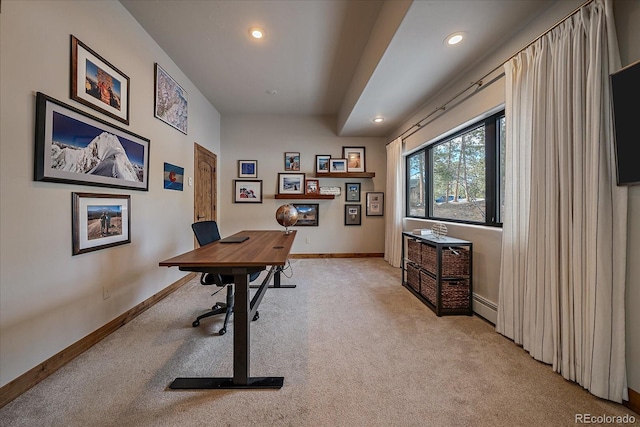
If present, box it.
[401,232,473,316]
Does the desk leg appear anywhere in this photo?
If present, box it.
[250,265,296,289]
[169,270,283,390]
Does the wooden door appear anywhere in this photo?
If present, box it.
[194,143,217,225]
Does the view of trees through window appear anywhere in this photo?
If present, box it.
[407,111,504,226]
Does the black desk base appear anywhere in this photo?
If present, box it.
[170,376,283,389]
[250,265,296,289]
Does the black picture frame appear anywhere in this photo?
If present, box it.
[234,180,263,203]
[342,146,366,172]
[72,192,131,255]
[344,204,362,226]
[345,182,361,202]
[35,92,150,191]
[238,160,258,178]
[70,35,130,125]
[292,203,319,226]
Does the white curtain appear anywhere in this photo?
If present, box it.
[385,137,404,267]
[497,0,628,402]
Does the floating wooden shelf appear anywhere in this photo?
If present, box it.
[314,172,375,178]
[274,194,335,199]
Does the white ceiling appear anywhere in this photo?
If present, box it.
[120,0,554,138]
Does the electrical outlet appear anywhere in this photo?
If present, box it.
[305,237,311,244]
[103,287,111,300]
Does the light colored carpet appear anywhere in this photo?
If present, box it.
[0,258,634,427]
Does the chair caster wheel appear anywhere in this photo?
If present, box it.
[253,311,259,321]
[219,328,226,336]
[192,320,200,327]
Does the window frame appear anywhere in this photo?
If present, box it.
[405,110,504,227]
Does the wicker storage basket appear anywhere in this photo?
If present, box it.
[440,279,470,309]
[421,245,470,277]
[406,263,420,293]
[419,271,436,305]
[407,239,421,264]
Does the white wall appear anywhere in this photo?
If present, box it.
[395,0,640,394]
[0,1,221,387]
[220,115,386,254]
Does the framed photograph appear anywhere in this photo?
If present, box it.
[285,152,300,171]
[292,204,319,226]
[154,63,188,134]
[163,162,184,191]
[70,35,130,125]
[238,160,258,178]
[315,154,331,174]
[366,192,384,216]
[278,173,305,194]
[346,182,361,202]
[72,192,131,255]
[342,146,366,172]
[234,180,263,203]
[305,179,320,195]
[35,92,150,191]
[329,158,347,173]
[344,204,362,226]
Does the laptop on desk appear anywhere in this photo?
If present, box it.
[219,236,250,244]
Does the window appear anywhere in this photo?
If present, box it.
[406,111,505,226]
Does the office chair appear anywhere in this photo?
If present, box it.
[191,221,261,335]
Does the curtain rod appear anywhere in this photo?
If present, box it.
[391,0,594,144]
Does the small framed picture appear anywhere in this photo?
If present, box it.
[71,35,130,125]
[344,204,362,226]
[329,158,347,173]
[72,192,131,255]
[343,146,366,172]
[285,152,301,171]
[278,173,305,194]
[234,180,263,203]
[306,179,320,195]
[345,182,360,202]
[163,162,184,191]
[154,63,188,134]
[315,155,331,174]
[366,192,384,216]
[238,160,258,178]
[292,204,319,226]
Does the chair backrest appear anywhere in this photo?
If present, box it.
[191,221,222,247]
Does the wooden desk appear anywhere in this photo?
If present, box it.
[159,230,296,389]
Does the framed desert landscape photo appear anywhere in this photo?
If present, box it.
[72,192,131,255]
[34,92,150,191]
[343,146,366,172]
[154,63,188,134]
[234,180,263,203]
[70,35,130,125]
[292,203,319,226]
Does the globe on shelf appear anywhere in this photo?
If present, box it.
[275,204,298,234]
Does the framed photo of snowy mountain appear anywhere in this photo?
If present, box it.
[72,192,131,255]
[70,35,130,125]
[35,92,150,191]
[154,63,188,134]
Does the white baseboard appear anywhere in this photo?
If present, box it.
[473,293,497,325]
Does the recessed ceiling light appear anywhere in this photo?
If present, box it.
[372,117,384,123]
[250,27,265,39]
[445,32,465,45]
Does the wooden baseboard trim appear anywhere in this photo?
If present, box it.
[624,387,640,415]
[0,273,195,409]
[290,253,384,259]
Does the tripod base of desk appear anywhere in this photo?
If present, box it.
[170,376,284,389]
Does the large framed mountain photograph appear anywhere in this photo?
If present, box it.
[35,92,150,191]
